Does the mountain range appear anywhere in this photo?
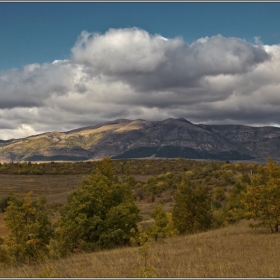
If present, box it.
[1,118,280,163]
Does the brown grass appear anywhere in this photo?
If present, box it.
[0,174,150,204]
[0,173,170,227]
[1,220,280,278]
[0,174,87,204]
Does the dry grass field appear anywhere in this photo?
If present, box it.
[0,174,87,239]
[0,220,279,278]
[0,160,278,277]
[0,173,166,225]
[0,174,88,204]
[0,173,149,203]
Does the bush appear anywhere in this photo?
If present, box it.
[172,178,213,234]
[55,158,142,256]
[0,196,14,212]
[3,192,53,264]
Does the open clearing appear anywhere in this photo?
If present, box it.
[0,174,88,204]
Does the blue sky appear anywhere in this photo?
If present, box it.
[1,2,280,70]
[0,2,280,140]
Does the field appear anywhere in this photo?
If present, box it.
[0,174,87,204]
[0,158,278,277]
[0,172,171,231]
[0,220,279,278]
[0,174,86,237]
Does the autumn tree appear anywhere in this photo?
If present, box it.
[212,186,226,202]
[243,158,280,233]
[3,192,53,263]
[149,204,169,241]
[0,195,14,212]
[172,178,213,234]
[148,204,178,241]
[54,158,141,256]
[223,175,249,225]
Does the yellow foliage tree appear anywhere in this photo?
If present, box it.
[243,158,280,233]
[172,178,213,234]
[4,192,53,263]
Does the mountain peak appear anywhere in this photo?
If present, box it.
[176,118,193,124]
[1,118,280,162]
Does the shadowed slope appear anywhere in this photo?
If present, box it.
[1,118,280,162]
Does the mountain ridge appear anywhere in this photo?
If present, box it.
[1,118,280,163]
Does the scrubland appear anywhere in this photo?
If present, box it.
[0,220,279,278]
[0,158,279,277]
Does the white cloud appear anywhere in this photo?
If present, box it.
[0,27,279,139]
[71,28,168,73]
[0,124,38,140]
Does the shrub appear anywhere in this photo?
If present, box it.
[172,178,213,234]
[3,192,53,264]
[54,158,142,256]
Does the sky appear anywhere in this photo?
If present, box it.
[0,2,280,140]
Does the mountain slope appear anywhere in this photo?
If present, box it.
[0,118,280,162]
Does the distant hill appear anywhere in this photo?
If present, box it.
[1,118,280,162]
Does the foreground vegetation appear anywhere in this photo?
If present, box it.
[0,220,279,278]
[0,157,279,277]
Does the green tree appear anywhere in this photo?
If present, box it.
[243,158,280,233]
[172,178,213,234]
[149,204,169,241]
[55,158,142,256]
[3,192,53,263]
[223,181,247,225]
[149,204,178,241]
[213,186,226,202]
[0,195,14,212]
[130,223,155,278]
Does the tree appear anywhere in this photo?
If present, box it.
[172,178,213,234]
[149,204,169,241]
[149,204,178,241]
[55,158,142,255]
[212,186,226,202]
[130,223,155,278]
[243,158,280,233]
[0,195,14,212]
[3,192,53,263]
[223,183,246,226]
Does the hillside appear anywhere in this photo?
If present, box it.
[1,220,279,277]
[0,158,279,277]
[1,118,280,162]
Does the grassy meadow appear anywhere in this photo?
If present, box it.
[0,220,279,278]
[0,158,278,277]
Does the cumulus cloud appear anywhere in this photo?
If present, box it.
[0,123,38,140]
[71,28,167,73]
[0,27,279,140]
[0,60,83,109]
[72,28,270,91]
